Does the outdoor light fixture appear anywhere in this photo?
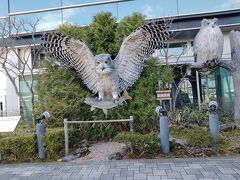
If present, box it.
[208,101,218,113]
[36,111,50,123]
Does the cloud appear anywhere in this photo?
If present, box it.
[37,8,78,31]
[36,0,89,31]
[219,0,240,9]
[142,4,162,18]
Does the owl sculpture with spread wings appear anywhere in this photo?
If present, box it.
[41,20,170,113]
[194,18,224,70]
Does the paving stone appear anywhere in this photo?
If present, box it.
[232,174,240,180]
[0,158,239,180]
[147,175,161,180]
[114,177,127,180]
[200,170,219,178]
[196,174,204,178]
[88,171,102,178]
[152,169,166,176]
[140,168,152,174]
[156,164,171,170]
[167,172,182,179]
[218,167,237,174]
[100,174,114,180]
[134,173,147,179]
[182,175,198,180]
[185,169,202,175]
[217,174,237,180]
[121,170,134,177]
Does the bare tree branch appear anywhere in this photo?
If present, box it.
[0,17,41,125]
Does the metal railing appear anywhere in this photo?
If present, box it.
[63,116,134,156]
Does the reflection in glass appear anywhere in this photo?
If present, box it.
[0,0,8,17]
[10,11,63,32]
[19,75,37,121]
[201,72,216,104]
[9,0,62,13]
[118,0,178,20]
[178,0,240,15]
[63,3,118,25]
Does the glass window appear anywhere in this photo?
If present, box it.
[201,73,217,103]
[180,78,193,104]
[9,0,62,13]
[118,0,177,20]
[178,0,240,15]
[0,0,8,17]
[10,11,63,32]
[19,75,37,121]
[63,3,118,26]
[5,0,240,30]
[157,42,188,58]
[215,67,234,112]
[31,47,49,69]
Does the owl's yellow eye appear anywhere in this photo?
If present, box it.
[105,61,108,64]
[97,61,100,64]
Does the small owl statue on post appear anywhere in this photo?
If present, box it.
[194,18,224,73]
[41,20,171,115]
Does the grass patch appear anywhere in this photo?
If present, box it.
[115,132,159,155]
[170,127,212,148]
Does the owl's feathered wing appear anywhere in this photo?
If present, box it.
[41,33,99,93]
[114,20,171,92]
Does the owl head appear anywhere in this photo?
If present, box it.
[201,18,218,28]
[95,53,113,75]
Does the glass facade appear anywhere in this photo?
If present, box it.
[0,0,240,30]
[19,75,37,121]
[201,67,234,112]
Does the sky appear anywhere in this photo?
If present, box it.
[0,0,240,30]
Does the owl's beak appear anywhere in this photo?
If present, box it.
[101,67,105,71]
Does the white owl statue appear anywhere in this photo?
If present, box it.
[194,18,224,72]
[41,20,171,115]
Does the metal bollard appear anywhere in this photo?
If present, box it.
[156,106,169,154]
[36,122,46,160]
[208,101,220,151]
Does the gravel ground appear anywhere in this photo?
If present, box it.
[72,141,127,161]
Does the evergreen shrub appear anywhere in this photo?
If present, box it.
[0,134,36,161]
[115,132,160,154]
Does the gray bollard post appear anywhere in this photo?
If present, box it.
[156,106,169,154]
[208,101,220,151]
[35,111,50,159]
[36,122,46,160]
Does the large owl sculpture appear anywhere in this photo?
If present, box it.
[194,18,224,72]
[41,20,170,114]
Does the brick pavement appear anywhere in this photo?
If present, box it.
[0,157,240,180]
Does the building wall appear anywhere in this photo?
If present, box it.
[5,51,20,116]
[2,47,33,116]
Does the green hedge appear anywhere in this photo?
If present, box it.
[0,128,75,162]
[0,134,36,161]
[43,128,75,159]
[115,132,160,155]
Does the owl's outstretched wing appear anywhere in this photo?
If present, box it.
[41,33,98,93]
[114,20,171,92]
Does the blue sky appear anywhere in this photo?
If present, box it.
[1,0,240,30]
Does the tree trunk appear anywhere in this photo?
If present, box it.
[229,30,240,124]
[31,92,35,126]
[232,71,240,124]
